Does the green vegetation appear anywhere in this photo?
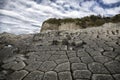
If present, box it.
[44,14,120,28]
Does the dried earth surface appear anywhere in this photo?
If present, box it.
[0,23,120,80]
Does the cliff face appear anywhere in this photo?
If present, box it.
[40,23,59,32]
[40,22,81,32]
[41,21,120,32]
[58,23,80,31]
[40,14,120,32]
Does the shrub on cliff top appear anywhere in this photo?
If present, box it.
[44,14,120,28]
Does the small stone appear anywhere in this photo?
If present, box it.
[95,47,104,52]
[92,74,114,80]
[67,51,77,58]
[55,62,70,72]
[59,55,68,59]
[88,62,109,74]
[81,56,94,64]
[0,71,6,80]
[94,56,112,63]
[25,62,42,71]
[72,63,87,71]
[76,79,89,80]
[103,51,118,58]
[43,71,58,80]
[3,56,16,63]
[36,54,51,62]
[49,55,60,60]
[73,70,91,79]
[50,45,60,50]
[54,51,66,55]
[58,71,72,80]
[39,61,57,72]
[60,45,67,50]
[7,70,28,80]
[115,55,120,61]
[2,61,17,69]
[105,61,120,74]
[103,46,113,51]
[89,51,102,56]
[11,61,26,70]
[25,58,36,64]
[7,45,12,48]
[113,74,120,80]
[69,57,81,63]
[55,59,69,64]
[23,71,44,80]
[74,40,83,47]
[77,50,89,57]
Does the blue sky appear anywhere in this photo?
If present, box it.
[0,0,120,34]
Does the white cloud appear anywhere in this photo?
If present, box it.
[0,9,40,24]
[0,0,120,34]
[105,7,120,15]
[102,0,120,4]
[93,5,106,15]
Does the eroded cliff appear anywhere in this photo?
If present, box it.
[40,14,120,32]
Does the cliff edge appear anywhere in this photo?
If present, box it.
[40,14,120,32]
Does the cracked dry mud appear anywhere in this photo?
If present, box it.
[0,25,120,80]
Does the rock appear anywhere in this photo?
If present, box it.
[49,55,60,61]
[11,61,26,70]
[43,71,58,80]
[115,55,120,61]
[76,79,89,80]
[92,74,114,80]
[72,63,87,71]
[55,59,69,64]
[88,62,109,74]
[88,51,102,57]
[67,51,77,58]
[39,61,57,72]
[113,74,120,80]
[81,56,94,64]
[25,61,42,71]
[69,57,81,63]
[0,48,15,62]
[103,51,118,58]
[55,62,70,72]
[2,61,17,69]
[74,40,84,47]
[7,70,28,80]
[58,71,72,80]
[73,70,91,79]
[23,71,44,80]
[77,50,89,57]
[94,55,112,63]
[59,55,68,59]
[0,70,7,80]
[105,61,120,74]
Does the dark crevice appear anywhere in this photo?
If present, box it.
[65,49,75,80]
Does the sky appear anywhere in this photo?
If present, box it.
[0,0,120,34]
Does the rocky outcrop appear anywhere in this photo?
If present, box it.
[40,17,120,32]
[41,22,81,32]
[58,22,80,31]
